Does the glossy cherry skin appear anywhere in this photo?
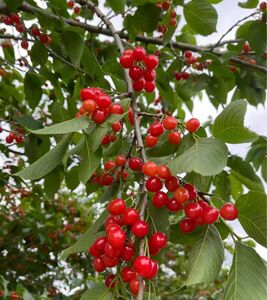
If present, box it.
[104,160,115,171]
[109,103,124,114]
[123,208,140,226]
[142,161,158,177]
[88,244,102,257]
[148,240,160,256]
[157,165,171,179]
[108,198,126,215]
[202,207,219,224]
[107,228,126,248]
[129,66,143,80]
[82,99,97,113]
[145,135,158,147]
[129,157,143,171]
[163,116,178,130]
[174,187,190,204]
[95,94,111,109]
[168,132,181,144]
[152,191,169,208]
[93,257,106,272]
[165,176,179,192]
[129,278,140,295]
[166,198,183,212]
[80,88,96,101]
[94,237,107,252]
[121,244,135,261]
[105,274,116,288]
[131,220,149,238]
[121,266,136,282]
[133,256,152,277]
[144,259,158,279]
[183,183,197,200]
[112,121,122,132]
[144,69,156,81]
[185,118,200,132]
[92,109,107,124]
[133,78,145,91]
[198,200,210,209]
[220,204,238,220]
[104,242,121,257]
[184,50,192,58]
[144,81,156,93]
[179,218,196,233]
[144,54,159,69]
[149,122,164,137]
[133,46,146,61]
[146,176,162,192]
[150,232,167,249]
[184,202,203,219]
[120,54,134,68]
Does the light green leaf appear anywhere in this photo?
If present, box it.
[236,191,267,247]
[107,0,125,12]
[61,30,84,66]
[184,0,218,36]
[168,138,228,176]
[81,284,113,300]
[185,225,224,285]
[79,133,102,184]
[238,0,259,9]
[213,100,258,144]
[15,135,72,180]
[30,116,90,135]
[149,201,170,237]
[91,126,110,152]
[223,242,266,300]
[24,72,42,109]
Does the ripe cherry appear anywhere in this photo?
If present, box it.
[150,232,167,249]
[145,135,158,147]
[142,161,158,177]
[74,6,81,14]
[89,244,102,257]
[185,118,200,132]
[128,108,134,125]
[108,227,126,248]
[243,42,251,54]
[101,174,113,185]
[104,242,121,257]
[144,54,159,69]
[166,198,183,212]
[120,54,134,68]
[105,274,116,288]
[21,40,29,49]
[94,237,107,252]
[165,176,179,192]
[144,69,156,81]
[133,256,152,277]
[82,99,97,113]
[104,160,116,171]
[162,0,170,10]
[183,183,197,200]
[146,176,162,192]
[103,255,120,267]
[148,239,160,255]
[145,259,158,279]
[121,244,135,261]
[129,66,143,80]
[129,157,143,171]
[184,202,203,219]
[184,50,192,58]
[93,257,106,272]
[149,122,164,137]
[80,88,95,101]
[179,218,196,233]
[6,135,14,144]
[202,207,219,224]
[260,1,267,10]
[92,109,107,124]
[174,187,190,204]
[169,18,177,27]
[133,78,145,91]
[144,81,156,93]
[198,200,210,209]
[31,26,40,36]
[10,13,20,24]
[123,208,139,225]
[115,155,126,166]
[15,135,23,144]
[163,116,178,130]
[108,198,126,215]
[131,220,149,238]
[170,10,177,18]
[157,165,171,179]
[121,267,136,282]
[67,0,75,8]
[132,46,146,62]
[39,34,49,44]
[109,103,124,114]
[219,203,238,220]
[95,94,111,109]
[112,121,122,132]
[129,278,140,295]
[152,191,169,208]
[168,132,181,144]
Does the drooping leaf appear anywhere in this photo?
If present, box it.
[61,30,84,66]
[238,0,259,8]
[81,284,113,300]
[24,72,42,109]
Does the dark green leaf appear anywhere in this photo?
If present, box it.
[61,30,84,66]
[24,72,42,109]
[66,166,80,191]
[30,41,48,66]
[107,0,125,12]
[44,170,61,197]
[4,0,23,10]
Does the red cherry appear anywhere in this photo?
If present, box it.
[15,23,24,33]
[101,135,110,146]
[157,165,171,179]
[104,242,121,257]
[168,132,181,144]
[220,203,238,220]
[142,161,158,177]
[184,202,203,219]
[10,13,20,24]
[101,174,113,186]
[166,198,183,212]
[121,266,136,282]
[128,157,143,171]
[150,232,167,248]
[174,187,190,204]
[179,218,196,233]
[108,227,126,248]
[104,161,116,171]
[110,103,124,114]
[123,208,139,225]
[243,42,251,54]
[89,244,102,257]
[144,55,159,70]
[169,18,177,27]
[129,66,143,80]
[39,34,49,44]
[145,259,158,279]
[152,191,169,208]
[93,257,106,272]
[163,116,178,130]
[132,46,146,62]
[115,155,126,166]
[198,200,210,209]
[143,69,156,82]
[260,1,267,10]
[105,274,116,288]
[149,122,164,137]
[6,135,14,144]
[95,94,111,109]
[31,26,40,36]
[80,88,95,101]
[112,121,122,132]
[108,198,126,215]
[82,99,97,113]
[128,108,134,125]
[21,40,29,49]
[131,220,149,238]
[123,49,133,56]
[105,216,122,228]
[165,176,179,192]
[183,183,197,200]
[120,54,134,68]
[148,240,160,255]
[74,6,81,14]
[133,78,145,92]
[103,255,120,267]
[162,0,170,10]
[129,278,141,295]
[184,50,192,58]
[202,207,219,224]
[146,176,162,192]
[15,135,23,144]
[145,81,156,93]
[121,244,135,261]
[2,16,12,25]
[170,10,177,18]
[185,118,200,132]
[133,256,152,277]
[94,237,107,252]
[145,135,158,147]
[67,0,75,8]
[92,109,106,124]
[182,72,190,80]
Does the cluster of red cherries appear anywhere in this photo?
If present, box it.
[120,46,159,93]
[66,0,81,14]
[145,116,200,147]
[0,128,24,144]
[88,198,168,295]
[156,1,178,34]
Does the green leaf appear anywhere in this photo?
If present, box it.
[213,100,258,144]
[247,20,266,54]
[223,242,266,300]
[30,41,48,66]
[107,0,125,12]
[91,126,109,152]
[81,284,113,300]
[66,166,80,191]
[44,170,61,197]
[168,138,228,176]
[185,225,224,285]
[184,172,211,193]
[30,116,90,135]
[24,72,42,109]
[61,30,84,66]
[61,210,108,259]
[15,116,43,130]
[184,0,218,36]
[79,133,102,184]
[15,135,72,180]
[236,191,266,247]
[4,0,23,10]
[149,201,170,237]
[238,0,259,8]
